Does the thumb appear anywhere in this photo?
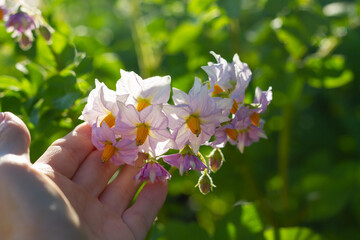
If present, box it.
[0,112,31,162]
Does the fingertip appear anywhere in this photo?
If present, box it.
[123,180,168,240]
[73,122,92,138]
[145,179,168,193]
[0,112,31,159]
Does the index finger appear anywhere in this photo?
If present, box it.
[34,123,95,178]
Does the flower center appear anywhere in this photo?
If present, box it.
[187,115,201,137]
[101,112,116,128]
[250,112,260,127]
[0,9,4,21]
[230,99,238,114]
[137,99,151,112]
[225,128,238,141]
[212,84,224,96]
[136,124,150,146]
[102,143,115,163]
[180,144,195,156]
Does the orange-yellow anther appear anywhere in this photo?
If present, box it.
[212,84,224,96]
[101,112,116,128]
[102,143,115,163]
[0,9,3,21]
[230,99,238,114]
[225,128,238,141]
[137,99,151,112]
[136,124,149,146]
[187,115,201,137]
[250,112,260,127]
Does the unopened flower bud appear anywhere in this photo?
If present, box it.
[195,170,215,195]
[208,148,224,173]
[19,34,32,50]
[39,25,52,42]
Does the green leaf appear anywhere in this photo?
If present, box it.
[53,92,82,110]
[36,37,57,70]
[218,0,241,18]
[240,203,263,233]
[299,162,356,221]
[0,76,22,91]
[42,72,82,110]
[213,203,264,240]
[161,220,210,240]
[306,55,353,88]
[166,22,202,54]
[276,29,307,59]
[264,227,324,240]
[188,0,215,16]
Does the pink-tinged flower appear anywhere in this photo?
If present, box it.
[80,79,128,128]
[202,51,251,100]
[162,145,206,175]
[5,10,35,34]
[164,78,229,153]
[115,103,174,155]
[91,123,139,165]
[254,86,272,114]
[2,1,54,49]
[5,10,35,50]
[116,70,171,111]
[134,160,171,183]
[211,107,267,153]
[202,52,252,114]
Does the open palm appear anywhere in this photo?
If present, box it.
[0,112,168,240]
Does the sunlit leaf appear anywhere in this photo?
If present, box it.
[240,203,263,233]
[0,76,22,91]
[276,29,307,59]
[166,22,202,54]
[264,227,324,240]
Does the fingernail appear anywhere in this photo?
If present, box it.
[0,112,5,123]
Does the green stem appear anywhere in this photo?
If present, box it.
[48,44,61,72]
[277,76,305,211]
[128,0,159,77]
[278,104,292,210]
[274,227,281,240]
[230,18,240,53]
[238,156,277,227]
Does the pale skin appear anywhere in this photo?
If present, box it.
[0,112,168,240]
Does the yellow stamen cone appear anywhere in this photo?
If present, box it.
[250,112,260,127]
[101,113,116,128]
[225,128,238,141]
[102,143,115,163]
[187,115,201,137]
[212,84,224,96]
[137,99,151,112]
[230,99,238,114]
[136,124,149,146]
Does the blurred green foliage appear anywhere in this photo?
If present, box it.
[1,0,360,239]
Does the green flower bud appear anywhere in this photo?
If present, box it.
[208,148,224,173]
[39,25,52,42]
[195,170,216,195]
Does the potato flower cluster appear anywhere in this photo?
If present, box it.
[80,52,272,194]
[0,0,53,50]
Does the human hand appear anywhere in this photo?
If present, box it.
[0,112,168,240]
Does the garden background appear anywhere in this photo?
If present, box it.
[1,0,360,239]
